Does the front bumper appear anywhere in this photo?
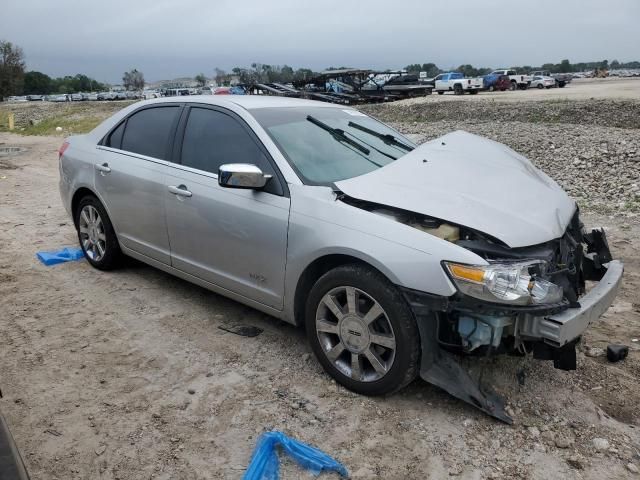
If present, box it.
[519,260,624,346]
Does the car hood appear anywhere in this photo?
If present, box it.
[335,131,576,248]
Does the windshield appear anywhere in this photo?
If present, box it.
[251,107,415,185]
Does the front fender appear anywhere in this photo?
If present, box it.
[282,185,485,322]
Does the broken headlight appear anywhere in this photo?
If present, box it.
[443,260,563,306]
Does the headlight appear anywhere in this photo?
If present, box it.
[444,260,563,305]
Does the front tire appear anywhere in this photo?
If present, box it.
[75,196,121,270]
[305,264,420,396]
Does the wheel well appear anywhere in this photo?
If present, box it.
[71,187,97,226]
[293,254,385,327]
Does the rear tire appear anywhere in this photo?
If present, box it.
[510,81,517,91]
[75,195,122,270]
[437,91,444,95]
[537,84,544,89]
[453,84,463,95]
[305,264,420,396]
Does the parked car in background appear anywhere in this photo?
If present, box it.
[87,93,99,101]
[97,92,113,100]
[27,94,45,101]
[200,86,213,95]
[530,71,571,88]
[71,93,84,101]
[114,91,127,100]
[434,72,483,95]
[530,76,556,89]
[489,69,532,90]
[57,96,623,422]
[143,89,160,99]
[49,94,69,102]
[164,88,191,97]
[482,73,510,92]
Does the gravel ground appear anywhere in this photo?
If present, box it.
[1,93,639,479]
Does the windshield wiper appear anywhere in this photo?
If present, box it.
[347,121,414,152]
[306,115,370,156]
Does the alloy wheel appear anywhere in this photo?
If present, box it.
[315,286,396,382]
[79,205,106,261]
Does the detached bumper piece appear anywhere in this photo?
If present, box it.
[411,307,513,424]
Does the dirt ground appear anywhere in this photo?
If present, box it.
[0,97,639,479]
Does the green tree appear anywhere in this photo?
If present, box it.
[559,59,572,73]
[195,73,207,86]
[0,40,25,100]
[24,71,52,94]
[122,69,144,90]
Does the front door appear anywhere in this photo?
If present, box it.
[165,105,290,309]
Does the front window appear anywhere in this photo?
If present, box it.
[251,107,415,185]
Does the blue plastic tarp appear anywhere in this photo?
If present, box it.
[36,247,85,266]
[243,431,348,480]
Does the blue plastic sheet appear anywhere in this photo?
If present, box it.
[36,247,85,266]
[243,431,348,480]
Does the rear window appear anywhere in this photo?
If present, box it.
[121,106,180,160]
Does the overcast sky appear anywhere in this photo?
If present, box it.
[2,0,638,83]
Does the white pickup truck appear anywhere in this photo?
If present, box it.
[490,69,532,90]
[433,72,483,95]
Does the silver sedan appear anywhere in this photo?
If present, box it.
[58,96,622,421]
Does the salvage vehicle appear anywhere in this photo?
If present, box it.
[433,72,483,95]
[490,69,532,90]
[482,73,511,92]
[530,75,556,89]
[58,96,623,422]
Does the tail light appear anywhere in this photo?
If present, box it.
[58,141,69,159]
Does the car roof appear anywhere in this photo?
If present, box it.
[140,95,341,111]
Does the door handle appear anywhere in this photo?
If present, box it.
[95,162,111,174]
[168,185,192,197]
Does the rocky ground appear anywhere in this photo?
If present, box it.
[0,92,639,479]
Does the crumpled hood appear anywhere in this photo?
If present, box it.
[336,131,576,248]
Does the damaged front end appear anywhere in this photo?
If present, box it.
[343,195,623,423]
[407,210,622,423]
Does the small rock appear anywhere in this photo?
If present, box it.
[555,435,574,449]
[170,437,179,443]
[302,353,311,362]
[205,372,213,377]
[627,463,639,474]
[528,426,540,438]
[585,347,604,357]
[188,388,196,395]
[95,445,106,456]
[592,437,609,452]
[541,430,555,443]
[462,418,473,427]
[566,455,584,470]
[152,413,161,419]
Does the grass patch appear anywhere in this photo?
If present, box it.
[11,115,104,136]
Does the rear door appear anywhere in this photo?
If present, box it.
[164,105,290,309]
[95,104,182,264]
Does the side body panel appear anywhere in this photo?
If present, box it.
[164,164,290,309]
[94,148,171,264]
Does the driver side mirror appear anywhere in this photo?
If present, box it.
[218,163,272,189]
